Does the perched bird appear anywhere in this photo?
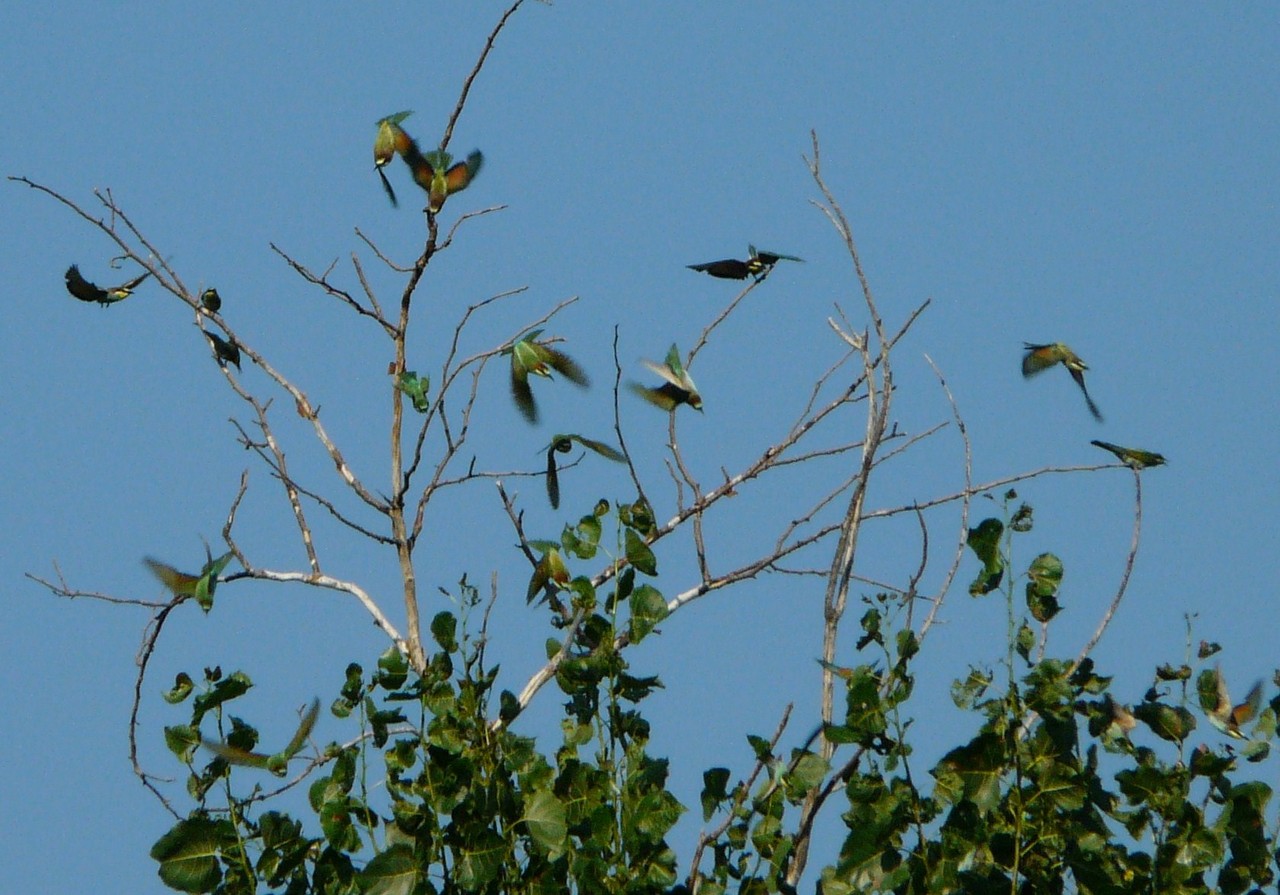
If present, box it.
[688,245,803,281]
[1202,666,1263,739]
[200,288,222,313]
[544,433,625,509]
[204,330,241,371]
[1090,440,1166,470]
[401,142,483,214]
[1021,342,1103,421]
[64,264,151,306]
[203,698,320,776]
[526,546,570,604]
[630,344,703,412]
[373,110,414,207]
[504,330,589,425]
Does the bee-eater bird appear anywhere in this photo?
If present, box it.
[504,330,589,425]
[527,546,570,604]
[373,110,414,207]
[688,245,803,281]
[1090,440,1166,469]
[401,141,483,214]
[1021,342,1103,421]
[630,344,703,412]
[200,288,222,313]
[544,434,625,509]
[1202,667,1262,739]
[144,551,233,611]
[203,698,320,776]
[204,330,242,371]
[64,264,151,306]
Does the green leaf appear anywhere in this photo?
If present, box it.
[628,584,668,643]
[454,828,505,889]
[191,672,252,724]
[1132,701,1196,743]
[700,767,731,820]
[164,725,200,762]
[932,731,1005,812]
[357,844,420,895]
[163,672,194,704]
[1025,552,1064,622]
[620,498,656,537]
[783,750,829,793]
[150,817,231,893]
[1026,552,1063,594]
[746,735,773,763]
[430,612,457,652]
[625,529,658,575]
[523,788,568,858]
[374,647,408,691]
[966,518,1004,595]
[1015,622,1035,663]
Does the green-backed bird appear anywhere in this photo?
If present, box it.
[1090,440,1166,469]
[504,330,589,425]
[144,550,233,612]
[204,330,241,371]
[1021,342,1103,421]
[200,288,222,313]
[688,245,803,281]
[64,264,151,306]
[1201,666,1262,739]
[527,546,570,604]
[203,698,320,776]
[373,110,414,207]
[401,141,483,214]
[630,343,703,411]
[544,433,625,509]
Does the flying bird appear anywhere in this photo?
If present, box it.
[630,343,703,412]
[1090,440,1166,470]
[1021,342,1103,421]
[64,264,151,306]
[544,433,625,509]
[144,550,233,612]
[688,245,803,281]
[373,110,414,206]
[505,330,589,425]
[401,141,483,214]
[1202,667,1262,739]
[203,698,321,776]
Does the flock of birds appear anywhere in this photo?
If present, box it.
[66,110,1268,747]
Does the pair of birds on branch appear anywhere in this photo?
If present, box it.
[1020,342,1165,470]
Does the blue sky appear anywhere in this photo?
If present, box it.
[3,3,1278,891]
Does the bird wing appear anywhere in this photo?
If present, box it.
[510,361,538,424]
[65,265,107,303]
[542,345,590,387]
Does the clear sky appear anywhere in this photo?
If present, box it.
[3,3,1278,892]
